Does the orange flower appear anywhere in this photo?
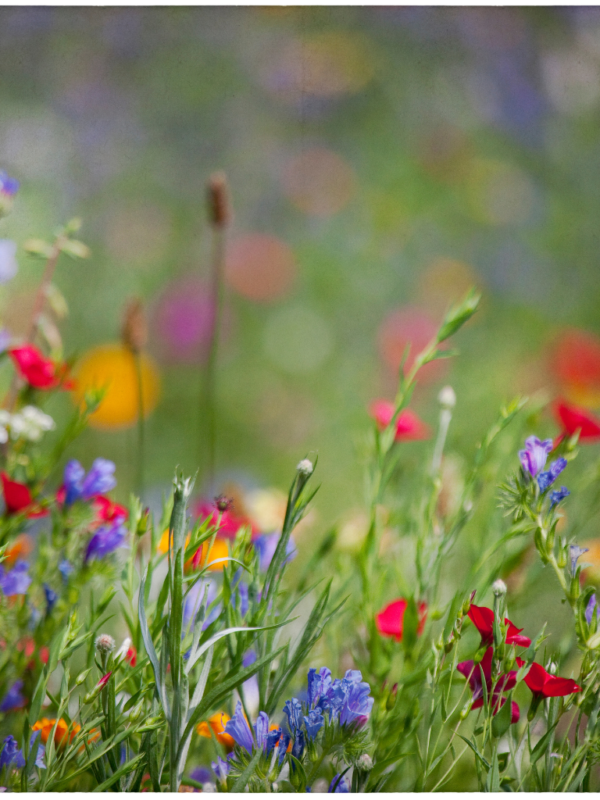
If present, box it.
[5,534,32,567]
[188,539,229,573]
[32,717,81,748]
[196,711,234,749]
[157,529,190,555]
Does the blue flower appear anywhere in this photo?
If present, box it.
[58,560,74,582]
[0,735,25,770]
[183,579,219,630]
[519,436,552,477]
[278,731,291,765]
[291,728,305,760]
[0,562,31,596]
[211,756,230,782]
[570,545,589,578]
[0,172,19,198]
[538,458,568,493]
[64,458,116,506]
[29,731,46,769]
[283,697,303,732]
[44,584,58,615]
[586,594,600,625]
[308,667,332,709]
[329,774,349,793]
[84,520,127,562]
[550,486,570,508]
[253,533,296,572]
[339,677,374,727]
[304,708,324,741]
[0,681,25,713]
[190,766,212,785]
[223,701,254,753]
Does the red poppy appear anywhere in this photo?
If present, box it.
[457,647,520,723]
[468,604,531,648]
[517,660,581,699]
[194,500,259,541]
[554,400,600,442]
[93,495,129,524]
[1,473,48,518]
[552,329,600,407]
[8,345,74,391]
[375,598,427,641]
[126,646,137,667]
[369,400,431,441]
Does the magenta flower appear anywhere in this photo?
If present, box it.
[519,436,552,477]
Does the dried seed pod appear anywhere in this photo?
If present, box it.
[121,297,148,353]
[207,171,232,228]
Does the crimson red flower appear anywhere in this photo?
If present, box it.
[194,500,259,541]
[517,660,581,699]
[468,604,531,648]
[457,647,520,724]
[554,400,600,442]
[375,598,427,641]
[8,345,73,391]
[93,495,129,524]
[125,646,137,667]
[97,672,112,690]
[1,473,48,518]
[369,400,431,441]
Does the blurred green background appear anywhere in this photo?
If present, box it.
[2,5,600,534]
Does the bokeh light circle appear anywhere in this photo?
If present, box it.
[551,328,600,408]
[281,147,356,217]
[73,343,160,429]
[377,306,447,383]
[466,159,536,226]
[418,257,479,316]
[154,276,216,364]
[225,233,296,303]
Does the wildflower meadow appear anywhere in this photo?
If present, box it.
[2,164,600,794]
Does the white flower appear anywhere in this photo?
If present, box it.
[296,458,314,476]
[0,240,18,284]
[438,386,456,410]
[0,426,7,444]
[8,406,55,442]
[116,637,132,661]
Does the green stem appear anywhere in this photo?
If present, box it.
[134,350,145,496]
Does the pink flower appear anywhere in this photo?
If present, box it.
[369,400,430,441]
[375,598,427,641]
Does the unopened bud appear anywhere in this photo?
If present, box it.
[214,494,233,513]
[207,171,232,228]
[121,297,148,353]
[95,634,115,654]
[357,754,373,771]
[438,386,456,410]
[136,508,151,537]
[492,579,507,598]
[297,459,314,477]
[75,668,92,686]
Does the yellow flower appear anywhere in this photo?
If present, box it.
[190,539,229,572]
[157,529,190,555]
[72,343,160,429]
[196,711,234,749]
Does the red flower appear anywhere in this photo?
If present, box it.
[9,345,73,391]
[457,647,520,723]
[97,672,112,690]
[554,400,600,442]
[1,473,48,518]
[194,500,259,541]
[468,604,531,648]
[369,400,431,441]
[93,495,129,524]
[517,660,581,699]
[375,598,427,641]
[126,646,137,667]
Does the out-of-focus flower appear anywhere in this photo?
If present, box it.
[155,277,217,364]
[375,599,427,641]
[457,648,519,724]
[93,495,128,524]
[329,774,350,793]
[95,634,115,654]
[4,534,32,568]
[377,306,447,384]
[554,400,600,442]
[570,545,589,577]
[0,735,25,770]
[550,486,570,508]
[0,681,26,712]
[183,579,219,630]
[467,604,531,647]
[1,473,48,518]
[0,329,11,355]
[0,172,19,198]
[5,406,55,442]
[58,560,74,582]
[0,241,18,284]
[281,147,356,218]
[0,562,31,596]
[32,718,81,748]
[225,233,296,304]
[245,488,287,533]
[63,458,117,506]
[194,501,258,540]
[196,712,235,749]
[519,436,552,477]
[9,345,73,391]
[517,660,580,699]
[189,539,230,573]
[369,400,431,441]
[538,458,567,492]
[72,343,160,429]
[85,519,127,562]
[551,329,600,408]
[586,593,600,625]
[158,529,191,554]
[43,584,58,615]
[211,756,230,783]
[253,533,296,572]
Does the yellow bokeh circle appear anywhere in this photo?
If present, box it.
[72,343,160,429]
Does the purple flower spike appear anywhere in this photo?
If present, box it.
[224,701,254,753]
[0,735,25,770]
[519,436,553,477]
[538,458,568,493]
[304,708,324,740]
[283,697,303,731]
[0,562,32,596]
[85,520,127,562]
[81,458,117,499]
[0,681,25,713]
[308,667,332,709]
[586,594,600,625]
[550,486,570,508]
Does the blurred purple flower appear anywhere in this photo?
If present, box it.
[586,593,600,625]
[538,458,568,493]
[211,756,230,782]
[156,278,216,363]
[64,458,116,506]
[0,329,10,354]
[0,736,24,770]
[183,579,219,630]
[254,533,296,572]
[190,767,212,785]
[0,681,25,713]
[0,562,31,596]
[44,584,58,615]
[519,436,552,477]
[85,519,127,562]
[223,701,254,753]
[0,241,18,284]
[0,172,19,198]
[329,774,349,793]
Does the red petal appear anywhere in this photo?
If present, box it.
[505,620,531,647]
[555,400,600,441]
[375,599,407,641]
[542,676,581,698]
[1,472,33,515]
[468,605,495,644]
[511,701,520,724]
[369,400,430,441]
[523,662,550,695]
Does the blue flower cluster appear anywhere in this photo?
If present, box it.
[63,458,116,505]
[0,733,45,771]
[307,667,374,727]
[0,562,31,597]
[518,436,569,507]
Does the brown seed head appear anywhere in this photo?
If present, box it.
[122,297,148,353]
[207,171,232,228]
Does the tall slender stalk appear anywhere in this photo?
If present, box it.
[122,297,148,497]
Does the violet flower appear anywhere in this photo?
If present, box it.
[0,736,24,770]
[211,756,230,782]
[304,708,324,740]
[0,681,25,713]
[519,436,552,477]
[538,458,568,493]
[0,562,31,596]
[586,594,600,625]
[570,545,589,578]
[0,172,19,198]
[308,667,332,709]
[85,520,127,562]
[44,584,58,615]
[224,701,254,753]
[329,774,350,793]
[253,533,296,572]
[550,486,570,508]
[64,458,117,506]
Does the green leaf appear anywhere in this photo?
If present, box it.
[457,735,490,770]
[139,568,170,720]
[492,693,513,739]
[231,748,263,792]
[436,288,481,342]
[486,751,500,792]
[92,754,145,791]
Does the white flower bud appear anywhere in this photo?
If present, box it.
[492,579,507,597]
[296,459,314,476]
[438,386,456,410]
[358,754,373,771]
[95,634,115,653]
[116,637,132,660]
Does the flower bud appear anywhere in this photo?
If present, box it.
[75,668,92,686]
[121,298,148,354]
[95,634,115,654]
[214,494,233,513]
[357,754,373,771]
[438,386,456,410]
[492,579,507,598]
[297,459,314,477]
[207,172,232,228]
